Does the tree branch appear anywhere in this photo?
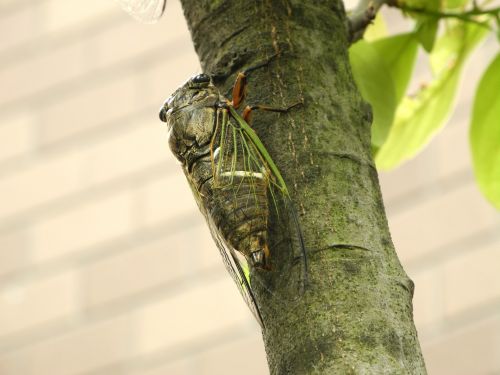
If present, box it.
[180,1,427,373]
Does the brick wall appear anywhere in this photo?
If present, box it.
[0,1,498,374]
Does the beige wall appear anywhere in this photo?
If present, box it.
[0,1,498,374]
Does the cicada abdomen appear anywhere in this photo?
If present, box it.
[160,73,306,326]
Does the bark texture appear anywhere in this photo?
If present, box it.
[179,0,427,373]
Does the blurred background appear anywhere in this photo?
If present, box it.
[0,0,499,374]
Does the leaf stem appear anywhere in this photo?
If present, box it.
[393,3,499,23]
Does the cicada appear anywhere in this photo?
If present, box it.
[159,62,306,326]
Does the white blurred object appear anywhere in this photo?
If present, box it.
[115,0,167,23]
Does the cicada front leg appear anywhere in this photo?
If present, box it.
[229,55,280,109]
[226,56,303,122]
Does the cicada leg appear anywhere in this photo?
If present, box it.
[249,242,272,270]
[230,54,279,109]
[229,72,246,109]
[242,102,303,123]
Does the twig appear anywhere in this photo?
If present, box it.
[394,4,500,19]
[347,0,387,44]
[347,0,499,44]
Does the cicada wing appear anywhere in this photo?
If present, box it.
[115,0,166,23]
[207,216,264,327]
[203,108,307,326]
[228,114,308,277]
[215,111,308,287]
[213,111,270,212]
[282,195,308,288]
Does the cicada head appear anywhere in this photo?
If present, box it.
[159,74,221,163]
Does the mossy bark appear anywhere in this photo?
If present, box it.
[179,0,427,373]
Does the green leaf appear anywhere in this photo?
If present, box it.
[444,0,469,9]
[364,13,388,42]
[375,23,488,169]
[402,0,440,11]
[350,41,397,147]
[351,34,418,147]
[416,17,439,52]
[470,53,500,209]
[429,22,471,73]
[371,32,419,102]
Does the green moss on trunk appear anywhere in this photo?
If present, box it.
[180,0,427,373]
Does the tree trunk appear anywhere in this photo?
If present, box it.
[179,0,427,373]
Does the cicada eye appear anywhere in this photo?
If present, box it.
[191,74,211,84]
[159,96,174,123]
[159,105,173,123]
[159,107,167,122]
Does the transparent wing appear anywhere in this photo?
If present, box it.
[203,108,308,326]
[230,114,308,276]
[115,0,166,23]
[207,216,264,327]
[215,109,308,278]
[214,110,271,197]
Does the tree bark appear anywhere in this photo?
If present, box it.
[179,0,427,373]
